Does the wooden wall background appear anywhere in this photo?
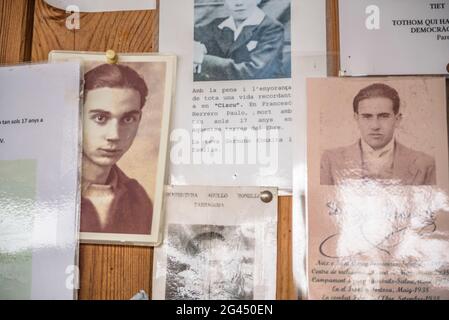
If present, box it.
[0,0,340,300]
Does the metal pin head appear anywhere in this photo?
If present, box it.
[260,190,273,203]
[106,50,118,64]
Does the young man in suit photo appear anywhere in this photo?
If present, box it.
[320,83,436,186]
[193,0,289,81]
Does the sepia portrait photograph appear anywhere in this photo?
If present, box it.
[306,78,449,300]
[308,78,449,187]
[49,51,176,245]
[193,0,291,82]
[165,224,255,300]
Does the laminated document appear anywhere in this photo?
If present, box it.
[306,77,449,300]
[339,0,449,76]
[153,186,278,300]
[0,62,82,299]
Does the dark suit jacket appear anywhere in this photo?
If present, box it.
[194,15,286,81]
[320,140,436,185]
[81,165,153,235]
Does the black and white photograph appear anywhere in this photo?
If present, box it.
[193,0,291,81]
[165,224,255,300]
[152,186,278,300]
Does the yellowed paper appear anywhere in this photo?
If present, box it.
[307,77,449,300]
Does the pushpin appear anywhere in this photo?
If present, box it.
[106,50,118,64]
[260,190,273,203]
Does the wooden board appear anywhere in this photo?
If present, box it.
[31,0,158,61]
[327,0,340,77]
[0,0,342,300]
[0,0,34,64]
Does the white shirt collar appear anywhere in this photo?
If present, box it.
[218,7,266,40]
[361,137,395,158]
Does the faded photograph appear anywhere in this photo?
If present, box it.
[193,0,291,81]
[321,83,436,186]
[80,62,166,235]
[165,224,255,300]
[307,77,449,300]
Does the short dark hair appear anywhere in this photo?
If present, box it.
[353,83,400,115]
[84,64,148,109]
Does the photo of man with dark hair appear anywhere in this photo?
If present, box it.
[81,64,153,234]
[320,83,436,186]
[193,0,291,81]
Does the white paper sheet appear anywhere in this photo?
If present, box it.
[44,0,156,12]
[160,0,298,192]
[0,62,82,300]
[290,0,327,299]
[339,0,449,76]
[152,186,278,300]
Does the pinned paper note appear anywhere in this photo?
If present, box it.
[44,0,156,12]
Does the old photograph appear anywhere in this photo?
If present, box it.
[80,62,157,235]
[193,0,291,81]
[307,77,449,299]
[152,186,278,300]
[317,81,443,186]
[49,52,175,245]
[165,224,255,300]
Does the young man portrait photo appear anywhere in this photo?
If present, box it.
[81,64,153,235]
[320,83,436,186]
[193,0,291,81]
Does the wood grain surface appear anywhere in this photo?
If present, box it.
[31,0,158,61]
[0,0,341,300]
[0,0,34,64]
